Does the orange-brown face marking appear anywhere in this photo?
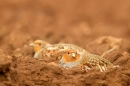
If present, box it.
[63,50,80,63]
[34,43,42,52]
[33,40,46,52]
[31,40,52,53]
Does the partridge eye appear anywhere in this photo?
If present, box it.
[67,52,69,54]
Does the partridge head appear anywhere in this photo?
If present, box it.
[30,40,52,58]
[60,49,82,68]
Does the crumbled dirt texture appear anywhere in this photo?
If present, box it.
[0,0,130,86]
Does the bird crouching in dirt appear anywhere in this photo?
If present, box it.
[30,40,118,72]
[30,40,89,59]
[60,49,116,72]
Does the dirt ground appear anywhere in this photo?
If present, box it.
[0,0,130,86]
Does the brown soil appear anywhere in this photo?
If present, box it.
[0,0,130,86]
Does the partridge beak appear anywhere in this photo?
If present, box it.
[71,53,76,58]
[30,43,35,46]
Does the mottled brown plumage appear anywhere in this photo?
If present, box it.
[30,40,115,72]
[30,40,89,58]
[60,50,114,72]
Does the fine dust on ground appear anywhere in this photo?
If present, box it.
[0,0,130,86]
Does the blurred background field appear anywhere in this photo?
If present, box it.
[0,0,130,53]
[0,0,130,47]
